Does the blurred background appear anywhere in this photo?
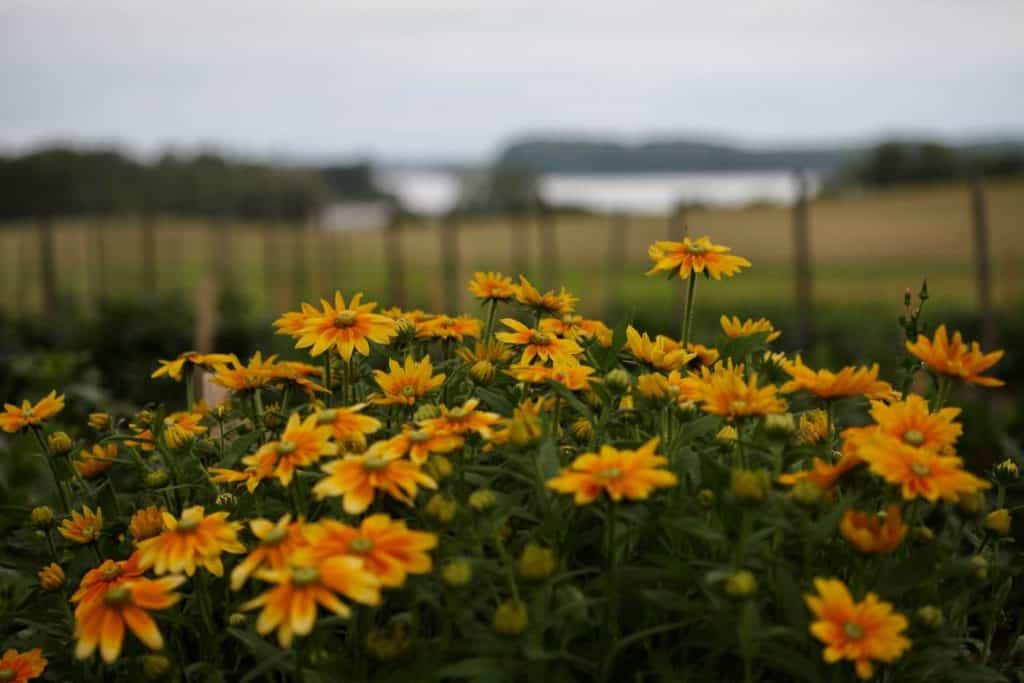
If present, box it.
[1,1,1022,442]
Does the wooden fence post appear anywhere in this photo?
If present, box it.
[385,209,406,309]
[792,171,814,348]
[536,202,558,287]
[606,211,628,316]
[141,212,157,296]
[37,216,57,315]
[969,178,995,348]
[440,211,460,313]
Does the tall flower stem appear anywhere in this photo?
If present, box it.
[33,428,70,513]
[681,276,698,346]
[604,498,620,640]
[323,353,333,407]
[484,299,499,340]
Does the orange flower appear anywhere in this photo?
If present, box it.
[514,276,577,316]
[38,562,65,592]
[60,506,103,544]
[314,443,438,515]
[624,326,694,372]
[497,318,582,365]
[314,404,381,448]
[244,413,338,487]
[780,355,893,399]
[241,550,381,648]
[421,398,500,439]
[151,351,235,382]
[842,394,962,460]
[686,342,719,367]
[469,271,517,302]
[636,371,700,404]
[278,292,398,361]
[128,507,166,543]
[270,360,328,395]
[211,352,278,392]
[371,356,445,406]
[73,570,183,663]
[687,361,787,420]
[415,314,482,342]
[210,447,278,493]
[720,315,781,343]
[382,425,464,465]
[0,391,64,433]
[230,514,311,591]
[71,553,147,606]
[840,505,907,554]
[312,514,438,588]
[507,361,597,391]
[456,339,515,365]
[547,438,677,505]
[778,453,865,490]
[73,444,118,479]
[906,324,1003,387]
[646,235,750,280]
[0,648,47,683]
[857,436,990,503]
[162,410,207,448]
[541,315,613,347]
[136,506,245,576]
[804,578,910,680]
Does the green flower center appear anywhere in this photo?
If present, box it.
[686,244,707,255]
[843,622,864,640]
[595,467,622,482]
[262,527,288,545]
[911,462,932,476]
[101,565,122,581]
[408,430,432,443]
[530,332,552,345]
[363,455,391,471]
[729,399,748,414]
[902,429,925,446]
[177,516,201,532]
[82,525,95,537]
[316,410,337,425]
[291,567,320,587]
[0,667,16,682]
[103,584,131,607]
[401,385,417,397]
[277,441,298,455]
[334,312,357,327]
[448,408,467,419]
[349,536,375,553]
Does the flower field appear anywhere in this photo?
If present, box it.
[0,235,1021,682]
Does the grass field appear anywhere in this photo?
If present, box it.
[2,176,1022,320]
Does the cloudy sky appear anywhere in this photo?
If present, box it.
[1,0,1021,161]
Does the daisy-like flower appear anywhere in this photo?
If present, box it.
[136,506,245,576]
[840,505,907,554]
[230,514,311,591]
[244,413,338,487]
[540,315,613,347]
[415,315,483,342]
[371,356,445,407]
[842,394,962,462]
[151,351,235,382]
[421,398,500,439]
[280,292,398,361]
[210,352,278,392]
[686,342,720,367]
[38,562,65,592]
[273,304,319,337]
[624,326,694,372]
[314,442,438,515]
[73,569,184,663]
[720,315,781,343]
[497,319,582,365]
[241,549,381,648]
[646,235,750,280]
[507,361,597,392]
[0,648,47,682]
[127,507,165,543]
[60,506,104,544]
[906,324,1003,387]
[778,453,865,490]
[468,271,517,302]
[547,438,677,505]
[162,410,207,448]
[314,404,382,449]
[514,276,578,316]
[71,553,147,607]
[687,361,787,420]
[857,436,990,503]
[804,578,911,680]
[270,361,328,396]
[73,443,118,479]
[780,356,894,400]
[456,338,515,365]
[635,371,700,405]
[312,514,438,588]
[382,425,464,465]
[798,410,831,445]
[0,391,64,433]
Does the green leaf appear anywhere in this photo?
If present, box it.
[219,430,262,468]
[475,386,514,415]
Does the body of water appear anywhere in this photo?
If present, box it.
[375,169,821,216]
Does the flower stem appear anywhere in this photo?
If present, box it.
[324,353,333,407]
[484,299,498,340]
[681,276,698,346]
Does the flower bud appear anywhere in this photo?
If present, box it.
[916,605,944,630]
[30,505,56,529]
[604,369,631,393]
[88,412,111,430]
[470,360,496,385]
[956,490,985,516]
[971,555,988,580]
[38,562,65,592]
[788,479,824,507]
[163,425,193,450]
[142,654,171,680]
[425,494,457,524]
[128,507,165,542]
[696,489,716,509]
[508,416,542,447]
[912,525,935,542]
[995,459,1019,482]
[724,570,757,598]
[228,612,248,627]
[47,431,73,456]
[365,622,411,662]
[423,455,452,481]
[493,600,528,636]
[262,405,285,429]
[145,469,170,489]
[570,417,593,442]
[730,468,771,503]
[715,426,738,445]
[216,492,238,508]
[133,410,154,428]
[413,404,441,422]
[984,508,1011,536]
[442,559,473,587]
[798,410,830,445]
[468,488,497,512]
[763,413,796,440]
[518,544,556,581]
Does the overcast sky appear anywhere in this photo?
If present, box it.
[1,0,1021,161]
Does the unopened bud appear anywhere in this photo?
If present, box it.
[425,494,457,524]
[468,488,497,512]
[47,431,73,456]
[789,479,824,507]
[916,606,944,629]
[442,559,473,587]
[763,413,796,440]
[604,369,631,393]
[517,544,556,581]
[716,426,738,445]
[984,509,1011,536]
[88,412,111,430]
[470,360,496,385]
[142,654,171,680]
[413,404,441,422]
[956,490,985,516]
[493,600,528,636]
[724,570,758,598]
[697,489,716,509]
[423,455,452,481]
[570,417,593,442]
[31,505,55,528]
[145,469,170,489]
[38,562,65,592]
[730,468,771,503]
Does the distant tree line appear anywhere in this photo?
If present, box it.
[843,141,1024,188]
[0,147,390,222]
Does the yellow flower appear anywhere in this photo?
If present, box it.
[59,506,104,544]
[415,314,482,342]
[839,505,907,554]
[686,343,719,367]
[646,235,750,280]
[277,292,398,361]
[230,514,311,591]
[88,412,110,430]
[73,444,118,479]
[210,352,278,392]
[469,271,517,302]
[314,442,438,515]
[778,454,866,490]
[507,361,597,391]
[857,436,990,503]
[381,425,464,465]
[688,361,787,420]
[984,509,1011,536]
[311,514,438,588]
[493,600,529,636]
[540,315,613,347]
[720,315,780,343]
[151,351,235,382]
[804,578,910,680]
[456,339,515,365]
[780,355,893,399]
[239,413,338,487]
[128,507,166,543]
[38,562,65,592]
[162,410,207,449]
[136,506,245,576]
[0,648,46,683]
[849,394,962,455]
[517,544,556,581]
[497,318,582,365]
[798,410,830,445]
[906,324,1003,387]
[0,391,65,433]
[314,403,382,445]
[421,398,501,439]
[547,438,677,505]
[371,356,445,406]
[623,326,694,372]
[242,550,381,648]
[514,276,577,316]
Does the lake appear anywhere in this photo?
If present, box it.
[375,169,822,216]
